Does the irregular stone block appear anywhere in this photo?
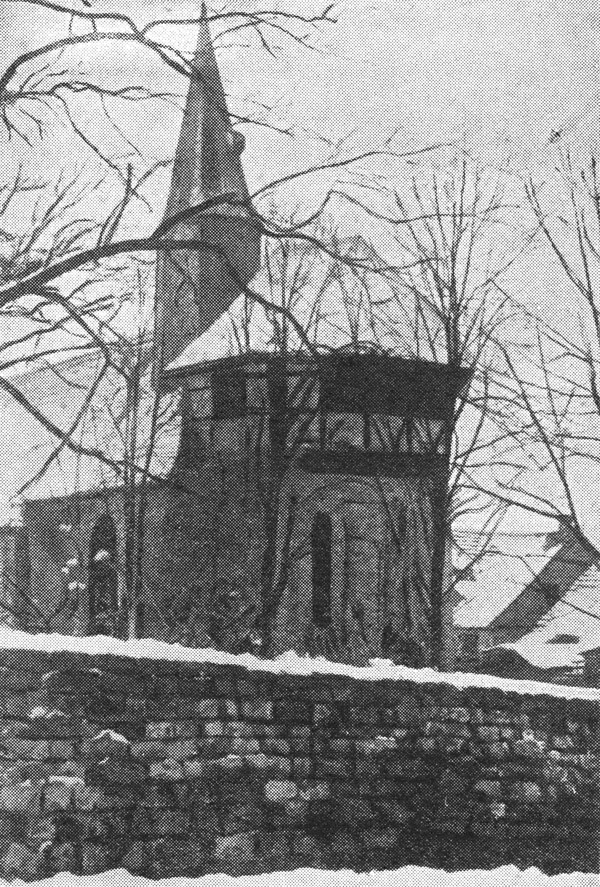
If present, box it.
[189,699,220,719]
[90,728,129,754]
[356,736,396,756]
[232,739,262,758]
[120,840,148,874]
[361,826,398,849]
[313,704,336,726]
[223,721,254,738]
[262,738,291,756]
[130,740,169,761]
[213,754,244,772]
[329,738,354,756]
[242,699,274,721]
[510,781,543,803]
[146,721,196,740]
[375,800,413,825]
[155,809,189,837]
[292,757,313,778]
[27,816,56,846]
[73,783,104,810]
[393,697,421,724]
[350,707,380,726]
[182,759,208,779]
[316,758,352,778]
[355,759,378,779]
[0,779,41,812]
[4,737,49,760]
[276,699,311,723]
[513,738,546,759]
[552,734,575,751]
[391,728,409,741]
[474,780,502,799]
[43,777,80,810]
[214,831,255,863]
[90,756,145,785]
[203,721,225,736]
[49,841,77,873]
[48,740,76,760]
[82,843,110,875]
[447,707,470,723]
[477,725,501,742]
[163,740,198,761]
[20,708,79,740]
[2,842,38,879]
[265,779,298,802]
[149,759,184,781]
[383,758,430,779]
[248,755,291,776]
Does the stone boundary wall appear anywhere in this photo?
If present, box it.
[0,647,595,880]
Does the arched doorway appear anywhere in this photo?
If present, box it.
[88,514,119,636]
[311,512,333,628]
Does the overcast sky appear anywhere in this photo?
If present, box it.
[3,0,600,179]
[1,0,600,534]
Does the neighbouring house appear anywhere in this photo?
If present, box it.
[0,10,471,667]
[454,526,600,682]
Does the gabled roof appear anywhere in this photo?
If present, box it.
[491,563,600,672]
[0,349,180,513]
[453,530,565,629]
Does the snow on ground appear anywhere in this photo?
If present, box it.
[1,626,600,702]
[0,866,598,887]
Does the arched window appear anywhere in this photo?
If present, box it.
[311,512,332,627]
[88,514,119,636]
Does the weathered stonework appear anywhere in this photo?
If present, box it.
[0,647,594,880]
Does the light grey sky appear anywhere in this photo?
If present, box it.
[3,0,600,181]
[1,0,600,536]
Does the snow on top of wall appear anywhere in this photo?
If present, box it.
[2,864,597,887]
[0,627,600,702]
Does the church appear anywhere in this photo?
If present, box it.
[0,10,470,669]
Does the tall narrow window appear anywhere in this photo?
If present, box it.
[311,512,332,627]
[88,514,119,636]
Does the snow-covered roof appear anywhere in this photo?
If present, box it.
[165,243,414,374]
[0,626,600,700]
[497,562,600,671]
[0,349,180,512]
[453,531,563,629]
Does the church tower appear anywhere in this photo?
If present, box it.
[147,5,471,668]
[153,3,262,380]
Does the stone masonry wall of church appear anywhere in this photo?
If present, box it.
[20,457,445,663]
[0,647,595,880]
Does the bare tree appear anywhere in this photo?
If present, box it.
[478,148,600,565]
[318,155,526,667]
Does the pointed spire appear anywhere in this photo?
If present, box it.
[153,5,262,383]
[165,2,249,218]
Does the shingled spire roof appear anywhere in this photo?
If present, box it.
[165,1,250,218]
[153,4,262,382]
